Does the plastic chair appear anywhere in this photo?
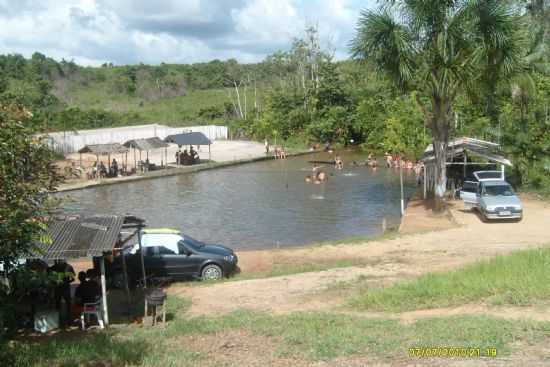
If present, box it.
[80,299,105,330]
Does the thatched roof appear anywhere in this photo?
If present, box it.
[123,137,170,151]
[78,143,129,155]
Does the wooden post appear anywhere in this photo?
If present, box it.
[400,164,405,216]
[100,256,109,327]
[79,153,82,168]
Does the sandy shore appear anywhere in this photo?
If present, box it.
[170,195,550,316]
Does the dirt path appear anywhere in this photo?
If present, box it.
[169,197,550,317]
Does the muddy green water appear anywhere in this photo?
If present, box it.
[59,151,417,250]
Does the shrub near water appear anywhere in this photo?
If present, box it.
[351,248,550,312]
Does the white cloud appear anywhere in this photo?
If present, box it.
[0,0,377,65]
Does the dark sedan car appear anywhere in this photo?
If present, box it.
[110,229,238,287]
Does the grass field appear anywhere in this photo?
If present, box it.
[4,307,550,366]
[5,247,550,366]
[351,247,550,312]
[68,85,262,126]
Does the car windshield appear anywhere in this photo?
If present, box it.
[484,184,514,196]
[181,235,205,250]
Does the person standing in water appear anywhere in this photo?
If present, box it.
[334,155,343,170]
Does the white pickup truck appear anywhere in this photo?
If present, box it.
[460,171,523,222]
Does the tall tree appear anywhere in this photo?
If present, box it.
[0,99,61,268]
[351,0,523,210]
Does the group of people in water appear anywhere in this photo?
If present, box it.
[351,153,378,168]
[305,165,329,184]
[175,146,200,166]
[304,154,343,184]
[303,151,424,186]
[265,139,288,159]
[385,152,424,171]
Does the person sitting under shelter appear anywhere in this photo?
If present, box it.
[48,259,75,326]
[181,149,190,165]
[74,271,101,306]
[98,161,107,178]
[111,158,119,177]
[190,146,199,164]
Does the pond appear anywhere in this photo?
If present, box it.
[58,151,418,250]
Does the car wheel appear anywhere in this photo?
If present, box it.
[478,209,487,223]
[201,264,223,281]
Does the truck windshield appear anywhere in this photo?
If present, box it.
[484,184,514,196]
[182,235,205,250]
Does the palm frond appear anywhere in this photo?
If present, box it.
[350,10,416,89]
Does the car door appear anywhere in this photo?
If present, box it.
[460,181,479,208]
[156,245,181,278]
[176,241,204,277]
[143,246,165,277]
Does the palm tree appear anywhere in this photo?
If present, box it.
[351,0,522,210]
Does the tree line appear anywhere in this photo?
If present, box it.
[0,1,548,199]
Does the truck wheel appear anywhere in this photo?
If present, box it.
[201,264,223,280]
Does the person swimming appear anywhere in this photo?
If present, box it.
[306,170,327,184]
[334,155,343,170]
[316,170,328,182]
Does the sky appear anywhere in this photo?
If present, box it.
[0,0,377,66]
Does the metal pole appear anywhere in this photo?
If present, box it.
[100,256,109,326]
[400,164,405,216]
[463,153,467,180]
[209,143,211,161]
[501,164,505,180]
[137,229,147,289]
[121,247,132,319]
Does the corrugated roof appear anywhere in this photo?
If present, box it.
[31,215,125,260]
[164,132,211,146]
[421,137,512,166]
[78,143,129,155]
[124,137,169,151]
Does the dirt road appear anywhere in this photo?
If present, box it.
[170,197,550,317]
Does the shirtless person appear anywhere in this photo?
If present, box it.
[334,155,343,170]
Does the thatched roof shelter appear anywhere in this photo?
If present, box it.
[123,137,169,151]
[78,143,129,155]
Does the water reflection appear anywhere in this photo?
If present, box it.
[58,151,417,250]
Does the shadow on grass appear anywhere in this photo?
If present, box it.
[107,287,189,326]
[1,329,150,367]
